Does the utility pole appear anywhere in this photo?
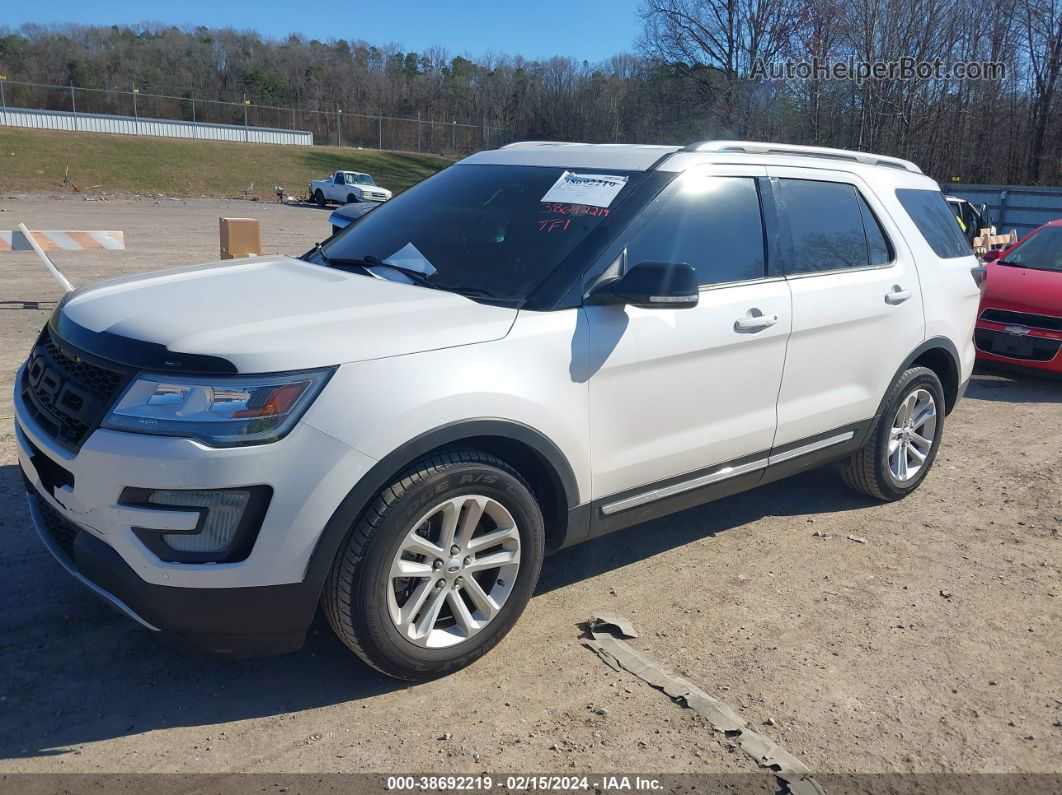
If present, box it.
[70,82,78,131]
[243,97,250,142]
[452,118,456,153]
[132,88,139,134]
[0,75,6,126]
[378,114,383,150]
[417,111,421,152]
[337,108,342,148]
[191,96,197,139]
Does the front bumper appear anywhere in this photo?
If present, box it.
[974,320,1062,374]
[24,488,316,655]
[15,366,378,654]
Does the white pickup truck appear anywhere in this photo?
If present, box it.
[309,171,393,206]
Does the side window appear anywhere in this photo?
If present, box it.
[625,176,766,286]
[335,173,345,185]
[895,188,972,259]
[856,192,892,265]
[777,179,870,273]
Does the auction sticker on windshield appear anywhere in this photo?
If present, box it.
[540,171,628,208]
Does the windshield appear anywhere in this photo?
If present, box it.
[351,173,376,186]
[318,164,640,302]
[1001,227,1062,271]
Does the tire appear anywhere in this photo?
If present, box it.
[315,189,326,208]
[324,449,545,680]
[840,366,946,501]
[346,193,358,203]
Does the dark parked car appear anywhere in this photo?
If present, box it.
[945,196,994,243]
[329,202,378,235]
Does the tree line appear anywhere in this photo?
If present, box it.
[0,3,1059,185]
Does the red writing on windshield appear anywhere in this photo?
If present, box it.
[540,203,610,217]
[538,218,572,232]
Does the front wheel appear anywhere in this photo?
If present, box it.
[346,193,358,203]
[840,366,945,501]
[315,189,326,208]
[324,450,545,680]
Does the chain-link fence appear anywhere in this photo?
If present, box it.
[0,79,514,155]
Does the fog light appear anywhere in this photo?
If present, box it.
[122,485,272,564]
[150,489,250,553]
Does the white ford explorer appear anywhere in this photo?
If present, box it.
[16,141,983,679]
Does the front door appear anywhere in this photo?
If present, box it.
[586,166,791,506]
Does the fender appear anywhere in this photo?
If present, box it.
[866,336,962,439]
[301,418,580,590]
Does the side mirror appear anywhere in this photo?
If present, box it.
[982,249,1001,262]
[590,261,699,309]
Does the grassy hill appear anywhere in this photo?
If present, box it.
[0,128,451,200]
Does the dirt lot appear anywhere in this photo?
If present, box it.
[0,194,1059,780]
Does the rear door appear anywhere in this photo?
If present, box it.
[766,169,926,447]
[586,165,792,505]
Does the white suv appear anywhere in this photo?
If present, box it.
[15,141,983,679]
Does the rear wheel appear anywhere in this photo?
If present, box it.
[324,450,545,680]
[840,366,945,501]
[315,189,326,208]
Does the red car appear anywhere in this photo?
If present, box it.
[975,219,1062,375]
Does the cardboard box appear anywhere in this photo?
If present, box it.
[219,217,262,260]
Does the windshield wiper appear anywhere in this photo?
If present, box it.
[312,251,515,301]
[359,255,439,287]
[321,254,439,288]
[1000,262,1060,272]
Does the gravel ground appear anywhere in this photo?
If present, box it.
[0,194,1059,779]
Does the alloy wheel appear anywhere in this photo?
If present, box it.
[387,495,521,649]
[888,388,937,482]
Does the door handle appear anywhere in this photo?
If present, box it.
[734,311,779,331]
[885,286,913,305]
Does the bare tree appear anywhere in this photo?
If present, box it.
[1020,0,1062,181]
[0,16,1058,183]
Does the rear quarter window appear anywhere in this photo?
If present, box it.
[896,189,973,259]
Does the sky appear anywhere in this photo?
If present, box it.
[6,1,644,63]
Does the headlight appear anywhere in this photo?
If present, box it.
[101,368,333,447]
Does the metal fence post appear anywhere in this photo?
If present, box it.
[132,88,139,134]
[0,75,6,126]
[417,111,421,152]
[70,82,78,131]
[337,108,342,148]
[243,98,250,142]
[378,114,383,150]
[452,118,456,153]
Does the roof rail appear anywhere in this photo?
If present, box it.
[683,140,922,174]
[500,141,582,149]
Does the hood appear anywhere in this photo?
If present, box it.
[57,255,517,372]
[983,262,1062,317]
